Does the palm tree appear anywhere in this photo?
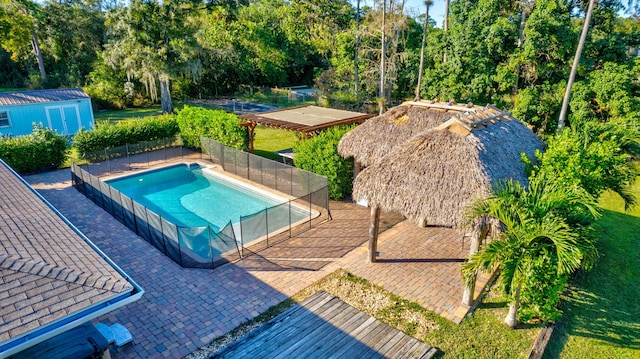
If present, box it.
[414,0,432,100]
[557,0,596,130]
[463,173,599,328]
[442,0,449,63]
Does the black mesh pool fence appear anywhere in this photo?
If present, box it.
[71,137,330,269]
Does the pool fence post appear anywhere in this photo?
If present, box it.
[220,142,225,170]
[260,156,263,185]
[265,208,269,247]
[126,144,130,170]
[105,149,110,175]
[239,218,244,258]
[289,201,292,237]
[209,226,215,269]
[146,141,150,167]
[309,193,312,230]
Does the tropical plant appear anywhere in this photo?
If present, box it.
[536,120,640,209]
[462,173,600,327]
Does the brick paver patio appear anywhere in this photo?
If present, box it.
[25,166,486,358]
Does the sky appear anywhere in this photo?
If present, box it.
[355,0,448,28]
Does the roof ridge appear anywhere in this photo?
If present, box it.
[0,254,132,293]
[433,105,516,137]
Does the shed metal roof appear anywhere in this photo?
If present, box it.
[0,160,142,356]
[0,88,89,106]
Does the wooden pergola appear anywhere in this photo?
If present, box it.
[239,105,374,153]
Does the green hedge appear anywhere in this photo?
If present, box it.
[176,105,249,151]
[0,124,68,174]
[293,125,355,200]
[73,114,179,154]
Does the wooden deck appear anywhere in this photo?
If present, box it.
[213,291,437,358]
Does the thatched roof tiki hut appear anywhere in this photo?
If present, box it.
[338,100,543,306]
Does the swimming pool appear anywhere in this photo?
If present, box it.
[106,163,309,244]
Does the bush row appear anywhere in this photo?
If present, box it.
[176,106,249,151]
[73,115,179,154]
[0,124,68,174]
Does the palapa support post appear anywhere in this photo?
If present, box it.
[353,161,362,180]
[368,205,381,263]
[462,225,487,306]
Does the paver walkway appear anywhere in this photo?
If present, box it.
[25,166,485,358]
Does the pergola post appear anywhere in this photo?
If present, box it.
[462,226,486,306]
[368,205,380,263]
[247,123,257,154]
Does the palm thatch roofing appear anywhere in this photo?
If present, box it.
[351,104,543,229]
[338,100,476,167]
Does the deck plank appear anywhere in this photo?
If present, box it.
[285,304,365,358]
[214,291,437,359]
[236,298,345,358]
[213,294,336,358]
[240,297,351,358]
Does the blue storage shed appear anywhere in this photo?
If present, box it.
[0,88,95,136]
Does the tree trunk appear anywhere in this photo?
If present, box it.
[354,0,361,94]
[9,0,47,84]
[160,75,174,114]
[30,30,47,84]
[513,0,531,95]
[443,0,449,63]
[558,0,596,131]
[379,0,386,115]
[504,285,520,328]
[415,1,431,100]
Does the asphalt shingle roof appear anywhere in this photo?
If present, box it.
[0,88,89,106]
[0,161,133,344]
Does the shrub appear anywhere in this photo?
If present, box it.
[0,124,68,174]
[534,120,638,208]
[518,254,569,324]
[176,105,249,151]
[293,125,355,200]
[73,115,179,154]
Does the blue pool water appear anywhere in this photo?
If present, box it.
[107,163,307,232]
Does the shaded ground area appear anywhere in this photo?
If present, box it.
[214,291,437,359]
[25,166,481,357]
[337,220,491,323]
[544,208,640,358]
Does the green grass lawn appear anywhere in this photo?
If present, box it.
[93,105,164,123]
[0,87,24,92]
[544,185,640,358]
[253,126,298,161]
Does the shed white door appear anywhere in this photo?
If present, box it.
[45,105,81,135]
